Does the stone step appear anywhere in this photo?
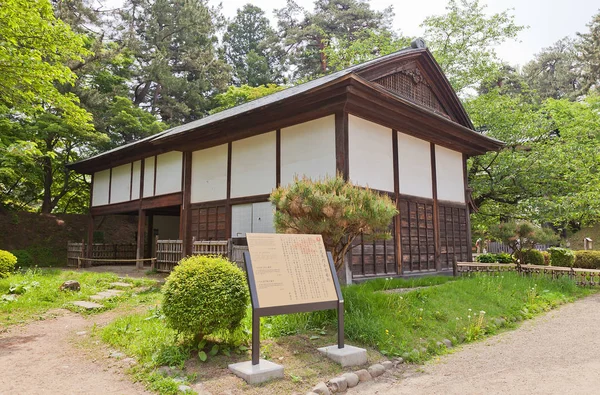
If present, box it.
[90,289,124,300]
[72,301,104,310]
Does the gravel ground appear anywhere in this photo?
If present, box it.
[0,309,149,395]
[349,292,600,395]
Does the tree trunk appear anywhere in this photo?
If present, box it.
[40,155,53,214]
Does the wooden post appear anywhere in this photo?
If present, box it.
[431,144,441,271]
[136,209,146,269]
[86,216,94,268]
[181,151,192,256]
[146,213,154,259]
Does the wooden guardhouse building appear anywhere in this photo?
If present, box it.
[69,41,503,279]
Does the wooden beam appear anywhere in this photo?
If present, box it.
[153,155,157,196]
[129,162,134,201]
[463,153,473,262]
[146,213,154,259]
[136,209,145,269]
[108,167,112,204]
[91,200,140,216]
[392,130,402,274]
[431,143,441,272]
[86,215,94,267]
[181,151,193,256]
[276,129,281,187]
[141,192,183,210]
[335,111,349,180]
[226,142,232,239]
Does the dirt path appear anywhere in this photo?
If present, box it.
[350,293,600,395]
[0,309,149,395]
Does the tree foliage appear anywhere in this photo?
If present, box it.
[421,0,524,94]
[270,176,398,272]
[275,0,393,79]
[210,84,285,114]
[0,0,92,125]
[223,4,284,87]
[488,221,557,266]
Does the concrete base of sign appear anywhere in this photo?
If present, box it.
[228,359,284,384]
[317,345,367,367]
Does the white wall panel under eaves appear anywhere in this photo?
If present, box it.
[143,157,155,198]
[397,132,432,199]
[435,145,465,203]
[348,115,394,192]
[131,160,141,200]
[231,132,276,198]
[92,169,110,206]
[191,144,228,203]
[110,163,132,204]
[155,151,183,196]
[280,115,336,185]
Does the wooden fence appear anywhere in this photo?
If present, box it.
[487,241,551,254]
[67,242,137,267]
[154,239,247,272]
[454,261,600,287]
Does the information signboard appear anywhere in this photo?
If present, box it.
[244,233,344,365]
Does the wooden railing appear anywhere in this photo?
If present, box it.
[67,242,137,267]
[454,261,600,287]
[154,239,247,272]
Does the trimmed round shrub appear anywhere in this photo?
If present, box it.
[521,249,544,266]
[11,250,34,268]
[573,251,600,269]
[0,250,17,278]
[162,255,248,340]
[548,247,575,267]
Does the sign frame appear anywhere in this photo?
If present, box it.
[243,248,344,365]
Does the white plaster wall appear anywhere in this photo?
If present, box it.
[155,151,183,196]
[110,163,132,204]
[398,132,433,198]
[231,204,253,237]
[143,157,155,198]
[131,160,141,200]
[191,144,228,203]
[92,169,110,206]
[348,115,394,192]
[252,202,275,234]
[435,145,465,202]
[281,115,336,185]
[231,202,275,237]
[231,132,276,198]
[153,215,180,240]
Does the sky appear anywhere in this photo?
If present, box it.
[101,0,599,67]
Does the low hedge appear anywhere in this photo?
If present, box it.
[548,247,575,267]
[522,249,545,266]
[573,251,600,269]
[476,253,513,263]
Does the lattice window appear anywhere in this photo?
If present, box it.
[439,205,469,268]
[351,221,397,277]
[399,198,436,272]
[373,69,449,117]
[191,206,227,240]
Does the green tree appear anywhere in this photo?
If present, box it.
[223,4,283,87]
[467,89,600,232]
[488,221,557,267]
[0,0,92,125]
[324,29,411,71]
[122,0,231,124]
[270,175,398,272]
[577,11,600,94]
[421,0,524,94]
[522,38,583,100]
[209,84,285,114]
[275,0,393,80]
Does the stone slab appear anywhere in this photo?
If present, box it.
[110,282,133,288]
[90,290,124,300]
[228,359,284,384]
[72,301,104,309]
[317,345,367,367]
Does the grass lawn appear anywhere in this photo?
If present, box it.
[0,268,158,327]
[98,272,592,394]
